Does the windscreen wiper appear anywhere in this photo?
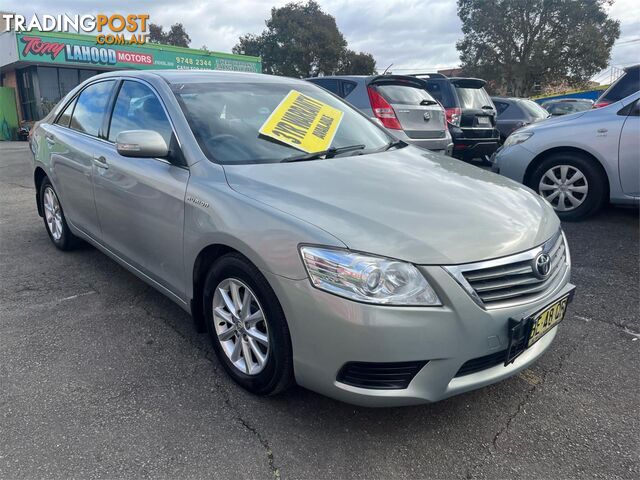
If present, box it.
[281,144,366,163]
[378,140,405,152]
[420,99,438,106]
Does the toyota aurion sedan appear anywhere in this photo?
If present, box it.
[30,70,575,406]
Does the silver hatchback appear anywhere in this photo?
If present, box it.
[307,75,453,155]
[30,70,574,406]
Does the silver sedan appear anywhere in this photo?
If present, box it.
[30,70,574,406]
[492,91,639,220]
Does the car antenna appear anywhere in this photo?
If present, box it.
[382,63,393,75]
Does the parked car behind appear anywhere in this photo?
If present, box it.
[492,97,550,140]
[30,70,574,406]
[307,75,452,155]
[412,73,500,162]
[541,98,594,116]
[492,90,640,220]
[594,64,639,108]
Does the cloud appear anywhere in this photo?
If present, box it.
[5,0,639,78]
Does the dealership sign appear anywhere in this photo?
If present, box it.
[16,32,261,73]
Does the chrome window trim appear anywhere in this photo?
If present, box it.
[443,230,570,310]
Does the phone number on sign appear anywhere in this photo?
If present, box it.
[176,56,212,67]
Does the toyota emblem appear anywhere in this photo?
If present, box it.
[533,253,551,279]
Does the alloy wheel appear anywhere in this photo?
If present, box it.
[43,186,63,241]
[538,165,589,212]
[212,278,270,375]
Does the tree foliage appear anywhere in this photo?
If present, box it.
[336,50,377,75]
[233,1,376,77]
[148,22,192,47]
[456,0,620,96]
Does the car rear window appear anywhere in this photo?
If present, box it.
[455,86,493,110]
[518,99,549,119]
[376,84,436,105]
[600,68,640,103]
[423,80,455,107]
[543,101,592,115]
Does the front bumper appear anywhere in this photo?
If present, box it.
[265,262,573,407]
[492,143,537,183]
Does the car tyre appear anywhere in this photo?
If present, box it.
[529,153,607,221]
[39,178,81,250]
[203,253,294,395]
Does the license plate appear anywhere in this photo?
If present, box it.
[505,289,574,365]
[477,116,490,126]
[527,295,570,347]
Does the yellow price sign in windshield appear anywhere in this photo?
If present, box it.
[259,90,344,153]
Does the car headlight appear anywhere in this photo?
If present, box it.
[300,246,441,306]
[503,131,533,148]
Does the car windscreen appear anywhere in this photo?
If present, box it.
[423,80,456,107]
[454,86,493,109]
[172,82,392,164]
[376,84,436,105]
[518,99,549,119]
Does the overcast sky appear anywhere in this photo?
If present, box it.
[6,0,640,81]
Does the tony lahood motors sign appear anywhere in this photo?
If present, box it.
[15,33,262,72]
[20,35,151,66]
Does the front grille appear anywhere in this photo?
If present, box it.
[455,350,507,377]
[336,361,428,390]
[445,231,569,309]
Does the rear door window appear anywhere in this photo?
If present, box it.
[341,80,357,98]
[455,87,493,109]
[601,68,640,103]
[70,80,116,137]
[494,101,509,115]
[55,97,77,127]
[376,84,436,105]
[107,81,173,146]
[309,78,341,95]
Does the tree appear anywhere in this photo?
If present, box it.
[148,22,191,47]
[233,1,376,77]
[337,50,377,75]
[456,0,620,97]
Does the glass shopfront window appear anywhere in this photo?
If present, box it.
[17,66,100,121]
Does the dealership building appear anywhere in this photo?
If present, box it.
[0,28,261,139]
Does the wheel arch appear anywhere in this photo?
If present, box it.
[34,167,48,217]
[523,146,610,196]
[191,243,277,334]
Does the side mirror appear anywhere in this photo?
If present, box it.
[115,130,169,158]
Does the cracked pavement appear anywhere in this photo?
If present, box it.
[1,142,638,479]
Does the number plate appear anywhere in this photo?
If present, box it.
[527,294,570,347]
[477,116,491,126]
[505,289,575,365]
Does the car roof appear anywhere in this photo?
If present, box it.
[90,69,309,86]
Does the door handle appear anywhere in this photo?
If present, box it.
[45,133,55,144]
[92,155,109,169]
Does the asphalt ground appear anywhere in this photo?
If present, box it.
[1,141,638,479]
